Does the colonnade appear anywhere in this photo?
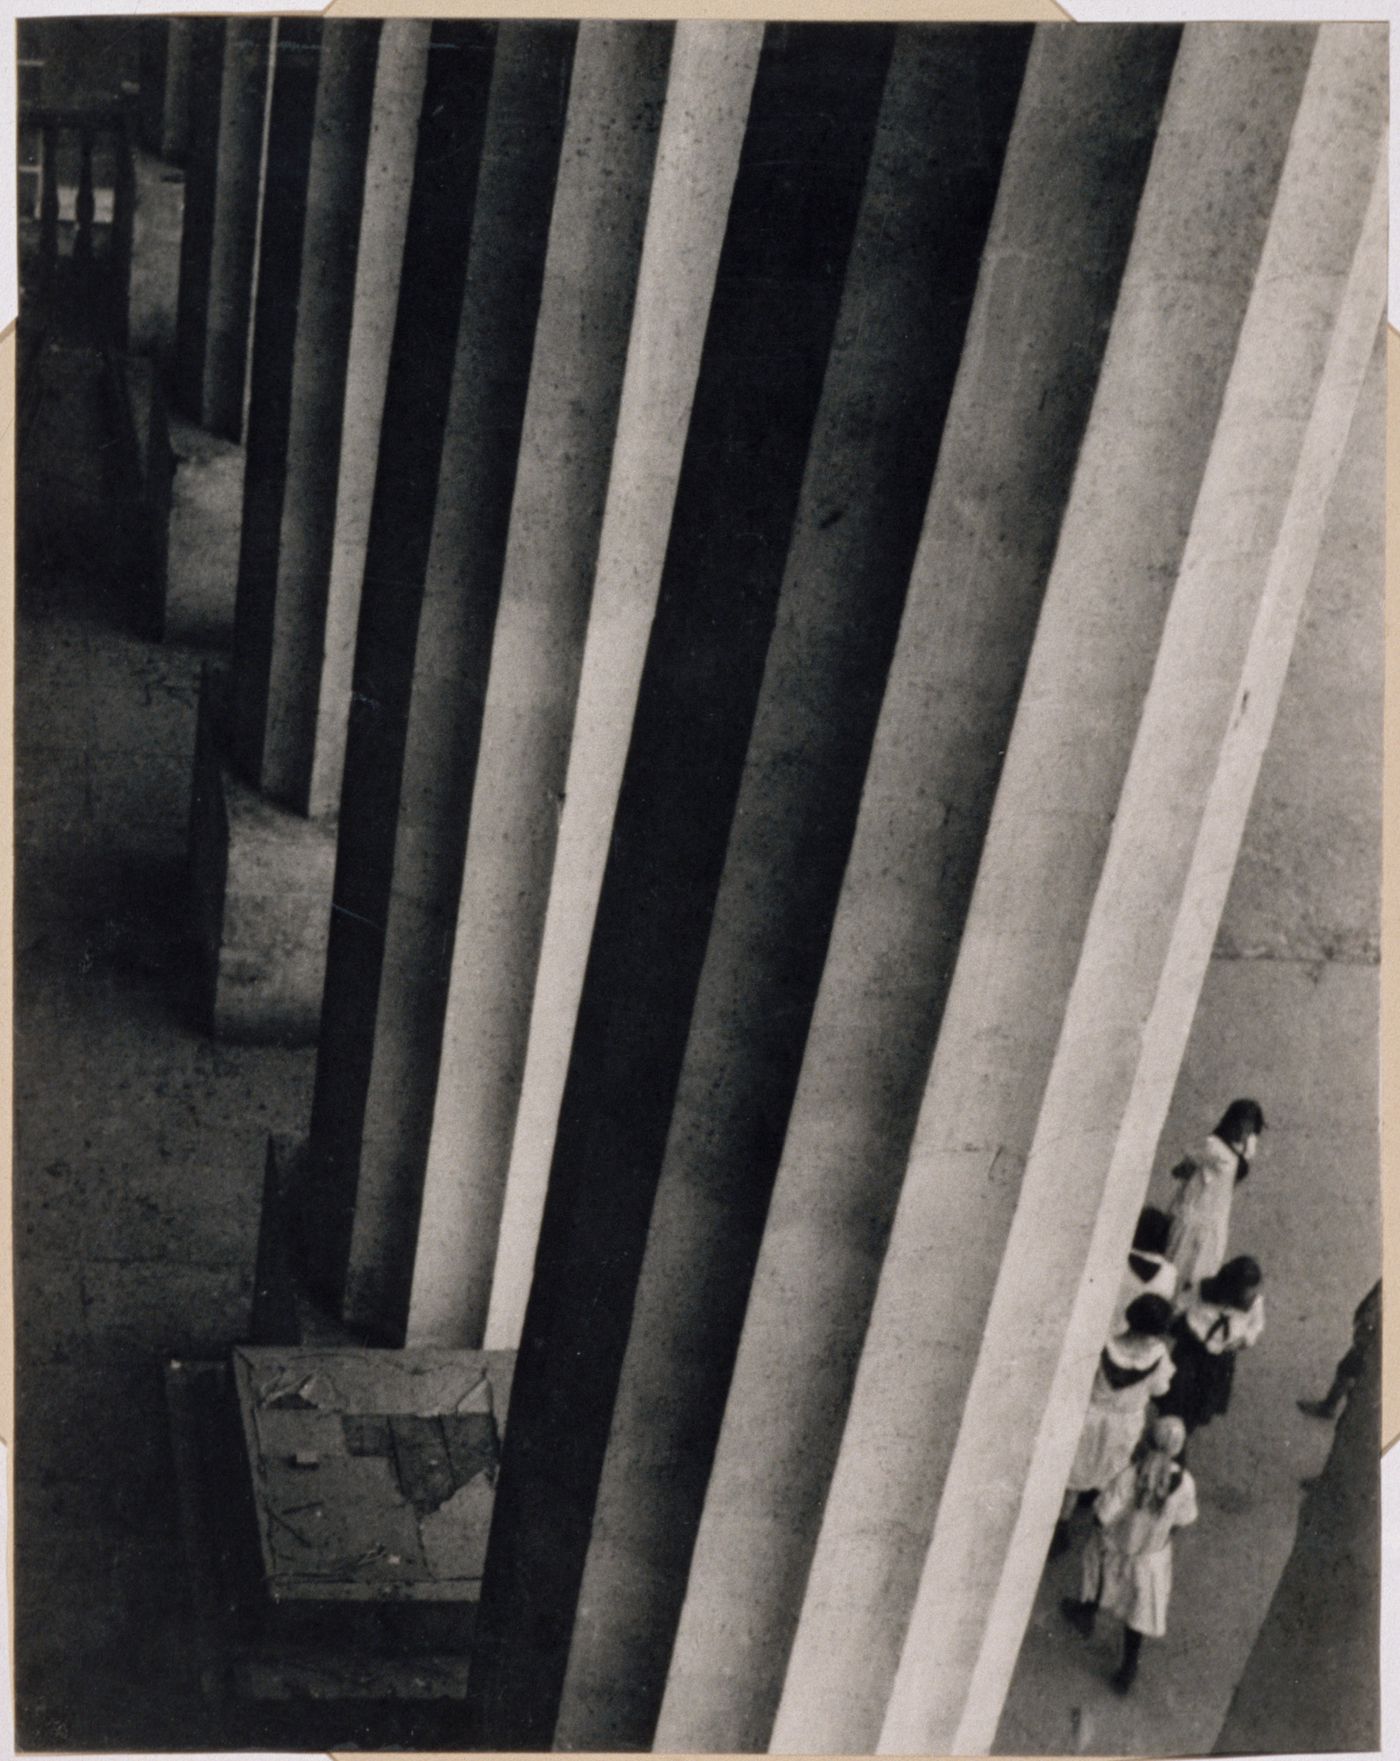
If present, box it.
[175,18,270,440]
[154,18,1384,1752]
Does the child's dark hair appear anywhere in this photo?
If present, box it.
[1215,1098,1265,1144]
[1124,1293,1175,1338]
[1201,1255,1263,1309]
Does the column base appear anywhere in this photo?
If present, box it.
[252,1133,393,1350]
[163,413,244,645]
[127,145,184,361]
[189,666,336,1044]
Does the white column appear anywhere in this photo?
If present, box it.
[404,24,763,1349]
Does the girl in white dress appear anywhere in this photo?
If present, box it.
[1157,1256,1265,1433]
[1165,1098,1264,1300]
[1050,1295,1175,1557]
[1061,1416,1197,1693]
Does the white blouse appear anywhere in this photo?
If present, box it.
[1182,1292,1265,1355]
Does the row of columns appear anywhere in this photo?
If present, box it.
[232,20,425,818]
[138,16,194,162]
[657,21,1181,1748]
[185,22,429,1037]
[175,19,271,441]
[304,18,582,1327]
[158,17,1383,1751]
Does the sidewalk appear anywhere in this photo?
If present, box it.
[14,341,318,1749]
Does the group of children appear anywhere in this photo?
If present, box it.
[1050,1099,1267,1695]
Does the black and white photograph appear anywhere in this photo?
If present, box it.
[11,10,1387,1755]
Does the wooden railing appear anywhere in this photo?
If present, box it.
[19,101,137,345]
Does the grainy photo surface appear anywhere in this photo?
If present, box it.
[12,14,1385,1755]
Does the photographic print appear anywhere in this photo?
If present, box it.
[11,12,1385,1755]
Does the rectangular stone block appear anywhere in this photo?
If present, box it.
[127,138,184,359]
[188,666,336,1043]
[229,1343,516,1655]
[163,415,243,645]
